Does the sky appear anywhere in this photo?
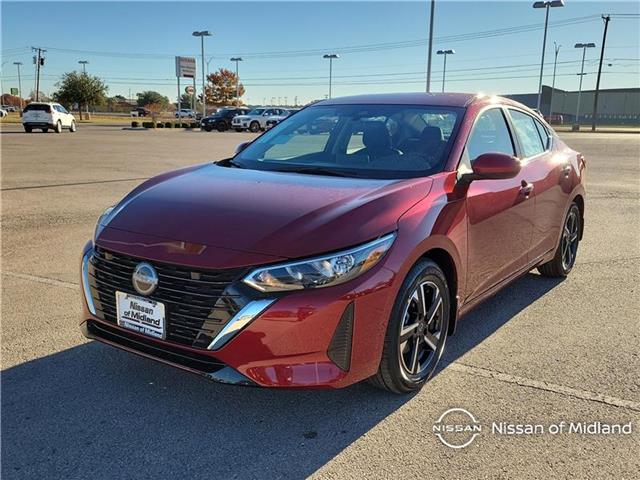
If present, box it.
[1,0,639,106]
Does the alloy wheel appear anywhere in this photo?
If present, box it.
[398,280,444,380]
[561,208,579,271]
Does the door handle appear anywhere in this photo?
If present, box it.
[520,180,534,197]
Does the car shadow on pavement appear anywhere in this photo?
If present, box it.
[1,272,563,480]
[1,341,411,479]
[438,272,565,372]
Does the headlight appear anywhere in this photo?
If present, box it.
[93,205,115,242]
[243,233,396,292]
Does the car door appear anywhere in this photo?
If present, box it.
[507,108,570,261]
[463,107,534,301]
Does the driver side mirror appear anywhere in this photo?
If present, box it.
[234,141,251,155]
[460,152,521,183]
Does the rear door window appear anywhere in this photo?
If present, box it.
[509,109,545,158]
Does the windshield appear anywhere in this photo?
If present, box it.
[234,104,463,179]
[248,109,265,116]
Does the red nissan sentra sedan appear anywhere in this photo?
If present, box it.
[80,93,585,393]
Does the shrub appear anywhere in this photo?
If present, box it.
[142,121,154,128]
[131,121,139,128]
[190,122,199,129]
[156,122,164,128]
[182,122,190,128]
[165,122,173,128]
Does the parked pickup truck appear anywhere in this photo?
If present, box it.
[231,107,289,132]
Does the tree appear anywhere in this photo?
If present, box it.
[137,91,170,110]
[180,93,197,109]
[204,68,245,106]
[53,71,108,120]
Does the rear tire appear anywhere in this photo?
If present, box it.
[369,259,450,394]
[24,125,32,133]
[538,203,581,277]
[41,128,48,133]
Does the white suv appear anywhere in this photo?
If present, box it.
[22,102,77,133]
[232,108,289,132]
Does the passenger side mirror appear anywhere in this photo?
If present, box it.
[234,141,252,155]
[461,152,521,183]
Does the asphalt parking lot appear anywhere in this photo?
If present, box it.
[1,124,639,479]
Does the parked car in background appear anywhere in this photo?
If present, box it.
[0,108,7,118]
[175,109,196,119]
[231,107,289,132]
[22,102,76,133]
[82,93,586,393]
[130,107,151,117]
[2,104,17,112]
[201,107,251,132]
[265,109,300,129]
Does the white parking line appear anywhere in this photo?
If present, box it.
[450,362,640,412]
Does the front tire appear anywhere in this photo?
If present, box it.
[370,260,450,394]
[69,121,77,132]
[216,122,227,132]
[55,121,62,133]
[249,121,260,133]
[41,128,48,133]
[538,203,581,277]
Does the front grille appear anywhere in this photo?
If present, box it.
[87,247,250,349]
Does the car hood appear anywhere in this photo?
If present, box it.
[104,163,433,259]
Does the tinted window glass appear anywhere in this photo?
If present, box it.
[235,104,463,179]
[24,104,51,112]
[466,108,514,160]
[510,110,544,157]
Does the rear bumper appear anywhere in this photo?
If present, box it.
[23,122,54,128]
[80,237,399,389]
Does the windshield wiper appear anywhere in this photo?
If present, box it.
[226,158,245,169]
[276,167,361,178]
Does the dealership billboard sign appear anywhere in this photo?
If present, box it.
[175,56,196,78]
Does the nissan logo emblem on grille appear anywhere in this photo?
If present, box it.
[132,262,158,296]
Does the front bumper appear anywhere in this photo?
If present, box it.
[80,234,398,389]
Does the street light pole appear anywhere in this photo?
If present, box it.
[323,54,339,99]
[230,57,243,106]
[574,42,596,131]
[533,0,564,112]
[193,30,212,117]
[13,62,23,110]
[426,0,435,93]
[436,49,455,92]
[549,42,560,117]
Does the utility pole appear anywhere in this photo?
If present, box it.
[426,0,435,93]
[549,42,561,117]
[13,62,23,110]
[78,60,90,118]
[32,47,45,101]
[591,15,611,132]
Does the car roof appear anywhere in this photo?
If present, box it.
[315,92,529,110]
